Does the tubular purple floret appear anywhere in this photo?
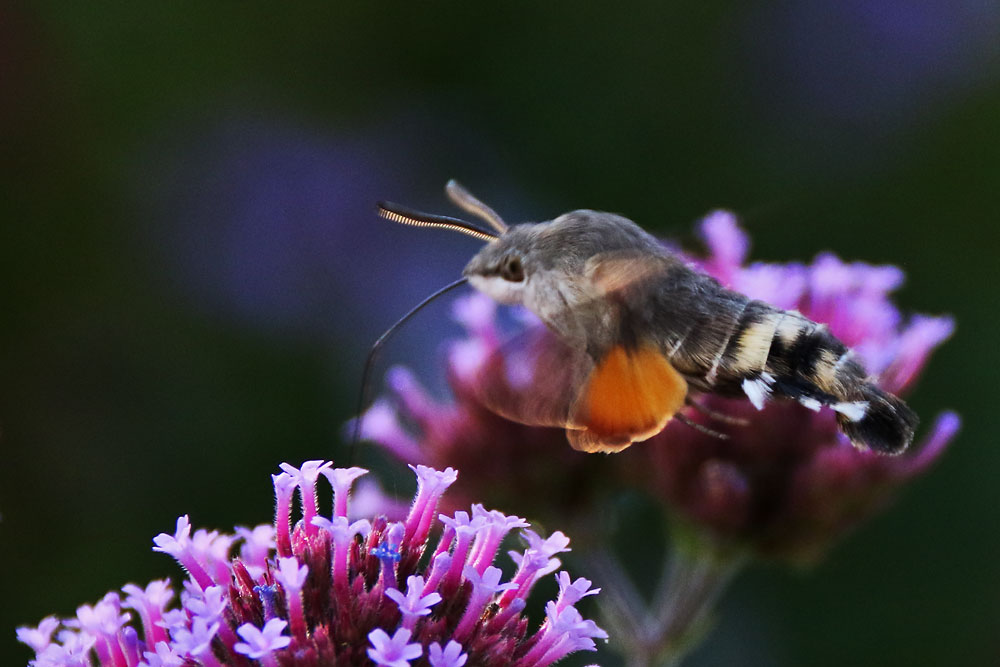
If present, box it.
[274,556,309,592]
[438,509,486,534]
[367,627,423,666]
[188,585,245,662]
[143,640,183,667]
[501,530,574,608]
[499,550,560,609]
[523,530,572,558]
[430,524,457,564]
[440,527,478,596]
[273,558,309,642]
[234,618,291,667]
[271,472,298,558]
[453,566,518,643]
[372,522,405,590]
[552,572,601,613]
[467,508,529,576]
[404,465,459,550]
[486,596,528,634]
[157,608,187,634]
[518,603,607,667]
[31,630,94,667]
[189,529,235,587]
[320,465,369,519]
[235,524,276,577]
[538,636,601,667]
[16,616,60,654]
[171,617,221,667]
[66,595,130,667]
[122,580,173,648]
[121,626,140,666]
[515,615,563,667]
[85,629,116,667]
[152,516,216,591]
[464,509,500,575]
[279,461,333,539]
[422,552,453,598]
[428,639,469,667]
[314,515,370,589]
[183,585,226,623]
[386,575,443,630]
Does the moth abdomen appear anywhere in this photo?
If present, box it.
[717,306,917,453]
[649,271,750,381]
[714,300,781,382]
[836,383,917,454]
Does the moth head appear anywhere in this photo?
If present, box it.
[465,210,671,311]
[377,183,665,311]
[462,226,539,305]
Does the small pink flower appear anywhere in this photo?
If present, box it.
[368,627,423,667]
[234,618,291,666]
[428,639,469,667]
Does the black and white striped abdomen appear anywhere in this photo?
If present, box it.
[691,299,917,454]
[701,301,856,395]
[641,266,916,453]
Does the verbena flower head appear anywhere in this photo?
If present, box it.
[360,211,958,563]
[19,461,606,666]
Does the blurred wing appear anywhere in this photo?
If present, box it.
[570,252,689,452]
[472,324,689,455]
[585,251,671,297]
[569,344,688,453]
[472,325,594,429]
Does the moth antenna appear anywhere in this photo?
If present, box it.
[377,201,498,242]
[349,277,470,465]
[445,179,509,234]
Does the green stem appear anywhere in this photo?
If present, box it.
[586,530,745,667]
[650,534,745,666]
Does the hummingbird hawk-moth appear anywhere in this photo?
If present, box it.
[373,181,917,455]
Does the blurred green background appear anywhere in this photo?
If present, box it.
[3,2,999,665]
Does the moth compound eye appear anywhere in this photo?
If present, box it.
[500,255,525,282]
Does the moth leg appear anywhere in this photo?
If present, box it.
[686,400,749,426]
[675,414,730,440]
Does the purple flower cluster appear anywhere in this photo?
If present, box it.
[641,212,959,561]
[360,211,958,562]
[18,461,606,667]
